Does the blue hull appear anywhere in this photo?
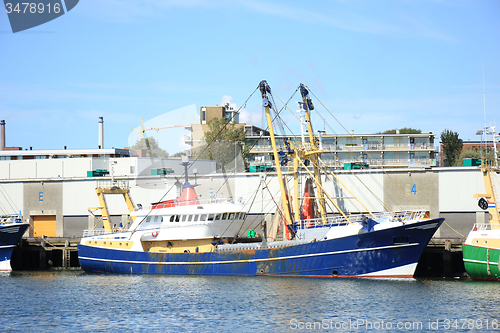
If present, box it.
[79,218,443,278]
[0,223,29,270]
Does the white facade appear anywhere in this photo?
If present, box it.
[0,150,493,239]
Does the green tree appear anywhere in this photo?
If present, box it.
[195,118,250,171]
[378,128,422,134]
[130,136,169,158]
[440,129,463,166]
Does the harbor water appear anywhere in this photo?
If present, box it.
[1,271,498,332]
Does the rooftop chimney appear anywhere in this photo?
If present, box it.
[1,120,5,150]
[98,117,104,149]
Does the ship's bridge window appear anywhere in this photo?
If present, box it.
[181,215,187,222]
[215,214,221,220]
[169,215,180,222]
[228,213,235,220]
[187,215,193,222]
[222,213,227,220]
[137,215,161,229]
[145,215,161,223]
[207,214,215,221]
[200,214,206,221]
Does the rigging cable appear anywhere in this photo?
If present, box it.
[0,184,19,215]
[306,86,422,211]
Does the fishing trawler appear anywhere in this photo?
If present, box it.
[78,81,444,278]
[462,127,500,281]
[0,215,29,271]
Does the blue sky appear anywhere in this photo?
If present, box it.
[1,0,499,154]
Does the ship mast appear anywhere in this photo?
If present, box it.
[259,81,294,238]
[299,84,327,221]
[474,162,500,227]
[474,126,500,227]
[474,69,500,227]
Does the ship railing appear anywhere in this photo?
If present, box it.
[152,196,242,209]
[82,228,129,237]
[216,239,311,251]
[295,210,427,230]
[96,180,130,190]
[0,214,23,224]
[471,223,494,231]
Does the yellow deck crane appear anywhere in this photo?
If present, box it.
[90,161,137,234]
[94,180,136,234]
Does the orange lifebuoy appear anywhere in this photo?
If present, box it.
[152,231,159,238]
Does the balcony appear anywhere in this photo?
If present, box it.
[249,142,435,152]
[249,145,272,153]
[248,158,436,169]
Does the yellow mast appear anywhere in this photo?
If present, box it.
[259,81,293,235]
[260,81,384,232]
[299,84,327,221]
[474,160,500,228]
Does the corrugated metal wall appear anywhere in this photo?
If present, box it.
[439,212,477,238]
[438,167,485,212]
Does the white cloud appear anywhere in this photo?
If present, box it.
[78,0,456,40]
[221,95,237,109]
[236,0,455,40]
[220,95,263,126]
[239,108,262,126]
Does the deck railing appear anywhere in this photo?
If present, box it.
[82,228,130,237]
[471,223,499,231]
[96,180,129,190]
[0,214,22,224]
[295,210,427,230]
